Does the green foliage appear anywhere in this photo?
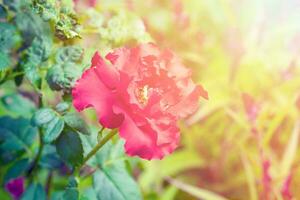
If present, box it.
[19,36,52,87]
[55,102,70,114]
[64,113,91,135]
[62,177,79,200]
[4,159,30,183]
[98,12,151,47]
[0,52,11,71]
[1,93,36,117]
[46,45,83,91]
[0,22,19,52]
[32,0,81,40]
[0,4,7,19]
[0,116,37,164]
[15,9,51,46]
[39,144,63,169]
[55,9,81,40]
[21,183,46,200]
[56,46,84,64]
[81,134,142,200]
[55,130,83,167]
[32,108,65,143]
[46,62,81,91]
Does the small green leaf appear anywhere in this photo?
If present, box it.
[32,0,58,21]
[20,36,52,87]
[1,93,36,117]
[39,145,63,169]
[62,177,79,200]
[0,5,7,19]
[56,46,84,64]
[32,108,56,126]
[55,130,83,167]
[4,159,30,183]
[55,10,81,40]
[3,0,28,11]
[43,117,65,143]
[15,10,51,46]
[0,22,19,52]
[0,52,11,71]
[46,62,81,91]
[32,108,65,143]
[0,117,37,164]
[21,183,46,200]
[55,102,70,114]
[93,165,142,200]
[63,188,79,200]
[64,113,90,135]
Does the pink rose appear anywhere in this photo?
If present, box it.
[72,43,208,159]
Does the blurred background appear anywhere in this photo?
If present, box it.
[3,0,300,199]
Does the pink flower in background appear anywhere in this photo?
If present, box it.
[72,43,208,159]
[261,159,272,200]
[242,93,260,123]
[5,177,24,200]
[73,0,97,8]
[281,173,293,200]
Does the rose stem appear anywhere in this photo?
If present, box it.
[27,81,45,180]
[76,129,118,175]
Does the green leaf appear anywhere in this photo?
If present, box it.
[32,108,56,126]
[79,188,97,200]
[64,113,90,135]
[39,145,63,169]
[0,52,11,71]
[3,0,28,11]
[20,36,52,87]
[55,9,81,40]
[0,117,37,163]
[46,62,81,91]
[56,46,84,64]
[63,188,79,200]
[1,93,36,117]
[51,191,64,200]
[55,130,83,167]
[32,0,58,21]
[43,116,65,143]
[62,177,79,200]
[21,183,46,200]
[32,108,65,143]
[15,10,51,46]
[81,133,142,200]
[55,102,70,114]
[0,22,19,52]
[4,159,30,183]
[0,5,8,19]
[93,165,142,200]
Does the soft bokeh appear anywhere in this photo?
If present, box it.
[76,0,300,199]
[1,0,300,199]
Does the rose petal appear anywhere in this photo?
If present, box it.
[72,58,124,128]
[115,107,179,160]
